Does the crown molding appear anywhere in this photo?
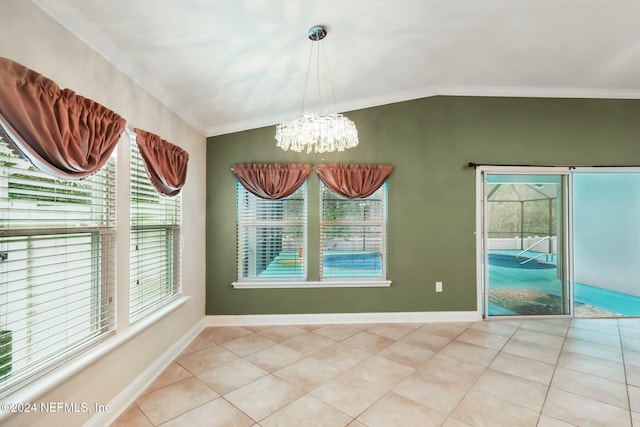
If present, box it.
[206,85,640,137]
[31,0,207,136]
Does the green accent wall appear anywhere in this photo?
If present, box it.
[206,96,640,315]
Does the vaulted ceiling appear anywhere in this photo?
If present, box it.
[33,0,640,136]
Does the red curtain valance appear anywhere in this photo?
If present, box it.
[134,128,189,197]
[0,57,126,179]
[233,163,312,200]
[315,163,393,199]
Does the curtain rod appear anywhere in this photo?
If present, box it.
[467,162,576,169]
[467,162,640,169]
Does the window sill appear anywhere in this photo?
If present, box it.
[232,280,392,289]
[0,295,190,422]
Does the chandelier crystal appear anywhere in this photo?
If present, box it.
[275,112,358,153]
[275,25,359,153]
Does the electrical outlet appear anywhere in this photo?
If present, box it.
[435,281,443,292]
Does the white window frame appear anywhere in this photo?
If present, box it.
[0,138,116,397]
[233,177,391,289]
[234,179,308,285]
[319,180,390,284]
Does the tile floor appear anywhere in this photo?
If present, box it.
[112,318,640,426]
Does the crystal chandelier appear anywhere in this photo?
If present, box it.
[276,25,359,154]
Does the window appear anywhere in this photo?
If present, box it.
[129,138,181,322]
[236,179,307,280]
[0,138,116,395]
[320,180,388,279]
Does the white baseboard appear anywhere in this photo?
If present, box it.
[86,319,205,427]
[205,311,481,327]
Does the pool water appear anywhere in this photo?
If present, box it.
[259,250,383,278]
[488,250,640,316]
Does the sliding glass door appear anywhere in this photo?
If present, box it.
[572,171,640,317]
[480,170,570,317]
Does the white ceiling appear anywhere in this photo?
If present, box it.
[33,0,640,137]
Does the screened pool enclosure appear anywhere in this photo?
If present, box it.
[480,169,640,318]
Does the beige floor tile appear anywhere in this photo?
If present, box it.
[243,343,305,372]
[376,340,436,368]
[201,326,253,344]
[365,323,417,340]
[619,318,640,330]
[571,318,620,334]
[142,362,193,395]
[159,398,254,427]
[490,352,555,385]
[111,319,640,427]
[441,417,473,427]
[455,328,509,350]
[223,375,304,421]
[469,319,521,337]
[310,371,387,418]
[501,338,561,364]
[179,335,216,356]
[535,414,576,427]
[624,348,640,368]
[566,325,622,348]
[274,356,341,391]
[417,353,486,387]
[562,337,623,363]
[110,404,153,427]
[281,332,336,355]
[621,325,640,340]
[347,355,415,389]
[452,390,539,427]
[222,333,276,357]
[628,385,640,413]
[256,325,308,342]
[472,368,549,412]
[312,324,361,341]
[357,392,447,427]
[419,322,470,339]
[439,340,498,367]
[136,377,218,425]
[542,387,631,427]
[261,395,352,427]
[393,371,469,414]
[196,358,268,394]
[312,342,371,371]
[176,344,238,375]
[633,411,640,427]
[243,325,272,332]
[511,328,565,349]
[400,329,452,351]
[557,349,626,382]
[341,331,394,353]
[551,366,629,409]
[519,319,570,336]
[622,335,640,353]
[625,363,640,387]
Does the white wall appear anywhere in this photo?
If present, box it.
[574,172,640,297]
[0,1,206,425]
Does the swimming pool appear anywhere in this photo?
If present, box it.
[488,250,640,316]
[488,253,555,269]
[259,250,383,278]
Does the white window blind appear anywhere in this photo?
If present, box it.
[320,181,388,279]
[130,137,181,322]
[236,180,306,280]
[0,138,116,396]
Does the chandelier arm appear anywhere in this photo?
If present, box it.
[275,25,359,153]
[300,40,315,116]
[321,39,338,115]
